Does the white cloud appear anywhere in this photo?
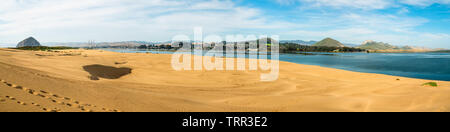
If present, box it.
[0,0,449,48]
[276,0,450,9]
[400,0,450,6]
[285,28,450,48]
[397,8,410,14]
[275,0,297,5]
[269,0,450,48]
[279,0,393,10]
[279,12,450,48]
[0,0,284,43]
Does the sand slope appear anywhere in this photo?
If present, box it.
[1,48,449,112]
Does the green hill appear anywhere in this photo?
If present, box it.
[312,38,345,47]
[358,40,396,50]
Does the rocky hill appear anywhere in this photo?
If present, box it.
[358,40,396,50]
[17,37,41,47]
[312,38,345,47]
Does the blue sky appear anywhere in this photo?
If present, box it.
[0,0,449,48]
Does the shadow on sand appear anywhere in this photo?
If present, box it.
[83,64,132,80]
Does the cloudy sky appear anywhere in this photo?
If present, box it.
[0,0,449,48]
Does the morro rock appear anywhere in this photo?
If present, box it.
[17,37,41,47]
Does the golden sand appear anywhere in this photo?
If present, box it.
[0,48,449,112]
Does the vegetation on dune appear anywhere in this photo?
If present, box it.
[14,46,77,51]
[423,82,438,87]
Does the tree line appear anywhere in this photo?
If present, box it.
[279,43,366,53]
[134,42,366,53]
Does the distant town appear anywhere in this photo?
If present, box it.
[5,36,448,53]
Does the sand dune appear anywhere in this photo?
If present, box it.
[0,48,449,112]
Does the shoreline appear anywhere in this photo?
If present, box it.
[1,48,450,112]
[99,48,450,81]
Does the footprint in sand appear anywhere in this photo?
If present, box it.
[13,85,24,90]
[3,95,26,105]
[63,97,71,101]
[7,83,24,90]
[2,79,120,112]
[79,106,93,112]
[56,101,64,105]
[53,108,62,112]
[5,96,16,100]
[31,102,40,107]
[1,81,24,91]
[78,106,92,112]
[42,108,53,112]
[36,94,46,98]
[42,108,60,112]
[37,92,89,111]
[3,82,26,90]
[25,89,38,95]
[21,87,29,91]
[16,101,26,105]
[2,82,24,90]
[102,108,120,112]
[79,105,95,112]
[4,82,13,87]
[66,103,73,107]
[46,93,60,98]
[40,90,48,94]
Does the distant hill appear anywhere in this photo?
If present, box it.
[76,41,162,48]
[431,48,449,52]
[39,41,169,48]
[358,40,436,52]
[240,37,279,45]
[17,37,41,48]
[280,40,317,45]
[280,39,357,47]
[253,37,278,44]
[43,42,86,47]
[342,43,359,47]
[358,40,396,50]
[312,38,345,47]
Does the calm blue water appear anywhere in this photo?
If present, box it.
[280,52,450,81]
[103,48,450,81]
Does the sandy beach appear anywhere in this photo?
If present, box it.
[1,48,449,112]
